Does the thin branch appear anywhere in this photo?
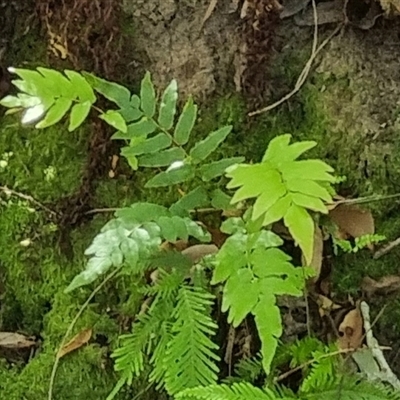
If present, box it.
[374,236,400,259]
[48,266,122,400]
[0,185,59,216]
[249,0,343,117]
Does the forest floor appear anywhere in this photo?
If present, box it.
[1,0,400,399]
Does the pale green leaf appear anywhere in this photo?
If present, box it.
[221,218,246,235]
[284,203,314,264]
[0,95,23,108]
[35,97,72,128]
[126,155,138,170]
[65,70,96,103]
[68,101,92,131]
[251,247,295,278]
[190,126,232,162]
[140,72,156,118]
[99,111,127,132]
[291,192,328,213]
[262,194,292,226]
[81,72,128,106]
[37,67,74,99]
[253,296,282,374]
[248,230,283,249]
[138,147,185,168]
[286,178,332,202]
[112,118,157,140]
[212,233,248,284]
[170,187,210,217]
[280,160,335,182]
[262,134,291,163]
[158,216,179,242]
[222,268,260,327]
[174,97,197,145]
[145,164,195,188]
[252,178,287,220]
[122,133,171,157]
[17,94,42,108]
[12,68,50,98]
[183,218,211,242]
[158,79,178,130]
[227,164,267,202]
[199,157,245,182]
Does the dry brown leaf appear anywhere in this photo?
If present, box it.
[337,307,364,350]
[302,224,323,282]
[0,332,36,349]
[329,204,374,241]
[181,244,219,264]
[361,275,400,297]
[315,294,341,317]
[58,328,92,358]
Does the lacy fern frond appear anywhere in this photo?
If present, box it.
[111,293,174,383]
[234,355,264,382]
[175,382,291,400]
[163,285,220,395]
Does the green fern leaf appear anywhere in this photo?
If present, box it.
[138,147,186,168]
[145,164,195,188]
[82,72,130,107]
[169,187,210,217]
[121,133,172,156]
[35,97,72,128]
[199,157,245,182]
[174,96,197,145]
[158,79,178,130]
[164,285,220,395]
[68,101,92,131]
[140,71,156,118]
[99,110,127,133]
[190,126,233,162]
[112,118,157,140]
[176,382,284,400]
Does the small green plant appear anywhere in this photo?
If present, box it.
[2,68,399,400]
[333,234,386,254]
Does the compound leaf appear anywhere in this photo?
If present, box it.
[121,133,171,157]
[138,147,185,168]
[35,97,72,128]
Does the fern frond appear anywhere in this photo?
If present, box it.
[163,285,220,395]
[234,355,264,382]
[176,382,289,400]
[301,377,400,400]
[111,293,174,383]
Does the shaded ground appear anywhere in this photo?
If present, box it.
[1,0,400,398]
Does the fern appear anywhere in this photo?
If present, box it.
[300,377,400,400]
[225,134,335,264]
[163,285,220,394]
[212,220,314,374]
[176,382,293,400]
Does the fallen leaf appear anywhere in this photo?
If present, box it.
[315,294,341,317]
[361,275,400,297]
[337,306,364,350]
[181,244,219,264]
[0,332,36,349]
[302,224,323,282]
[329,204,374,242]
[58,328,92,358]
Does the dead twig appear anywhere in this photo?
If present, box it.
[373,237,400,259]
[249,0,343,117]
[0,185,59,216]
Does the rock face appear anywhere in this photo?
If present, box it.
[121,0,240,99]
